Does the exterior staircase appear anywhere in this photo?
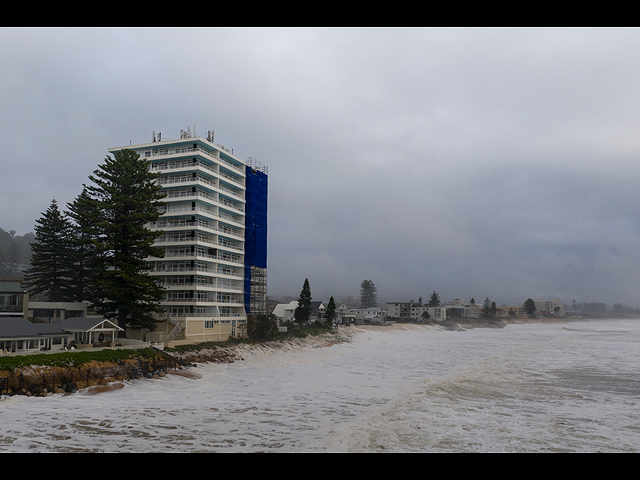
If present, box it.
[165,317,186,343]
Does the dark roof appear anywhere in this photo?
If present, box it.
[0,316,121,340]
[0,317,54,339]
[60,317,123,332]
[33,323,67,335]
[309,301,325,314]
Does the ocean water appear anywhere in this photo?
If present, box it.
[0,319,638,452]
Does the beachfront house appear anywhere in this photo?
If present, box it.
[336,304,355,325]
[58,317,124,347]
[272,301,298,323]
[310,301,326,322]
[0,317,68,354]
[0,317,123,355]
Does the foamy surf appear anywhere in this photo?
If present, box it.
[0,320,638,452]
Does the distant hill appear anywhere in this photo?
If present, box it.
[0,227,34,278]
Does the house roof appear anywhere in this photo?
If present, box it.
[0,316,122,340]
[272,301,298,318]
[310,301,325,314]
[0,317,64,339]
[60,317,123,332]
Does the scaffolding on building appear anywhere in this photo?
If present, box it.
[249,266,267,314]
[247,157,268,175]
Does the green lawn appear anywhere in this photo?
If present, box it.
[0,348,164,372]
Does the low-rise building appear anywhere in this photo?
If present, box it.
[272,301,298,322]
[26,301,89,322]
[0,316,123,355]
[501,305,524,317]
[386,302,447,322]
[0,278,27,318]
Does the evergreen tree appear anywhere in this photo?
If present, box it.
[23,199,74,301]
[294,278,312,329]
[482,297,492,316]
[523,298,537,317]
[360,280,378,308]
[65,187,102,303]
[85,149,167,334]
[428,290,441,306]
[325,296,337,328]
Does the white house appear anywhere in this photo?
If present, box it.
[336,304,355,325]
[272,301,298,322]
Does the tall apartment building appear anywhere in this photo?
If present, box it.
[108,128,267,343]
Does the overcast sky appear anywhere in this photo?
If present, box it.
[2,27,640,307]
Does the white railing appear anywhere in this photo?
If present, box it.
[148,145,245,174]
[154,251,243,265]
[156,207,245,226]
[150,266,242,277]
[164,189,244,213]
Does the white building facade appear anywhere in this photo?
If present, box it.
[535,298,565,317]
[108,129,267,343]
[386,302,447,322]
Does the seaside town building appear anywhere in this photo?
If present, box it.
[535,298,565,316]
[386,301,448,322]
[108,128,268,344]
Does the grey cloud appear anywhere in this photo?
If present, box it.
[2,27,640,307]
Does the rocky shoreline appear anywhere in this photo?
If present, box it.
[0,356,175,398]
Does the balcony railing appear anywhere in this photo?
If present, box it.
[147,145,245,174]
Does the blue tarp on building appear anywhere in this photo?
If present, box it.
[244,166,268,311]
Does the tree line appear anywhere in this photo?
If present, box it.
[22,149,167,336]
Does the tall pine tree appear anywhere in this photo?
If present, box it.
[360,280,378,308]
[65,187,102,304]
[324,296,337,328]
[85,149,167,334]
[294,278,312,329]
[428,290,441,306]
[482,297,493,316]
[23,199,74,301]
